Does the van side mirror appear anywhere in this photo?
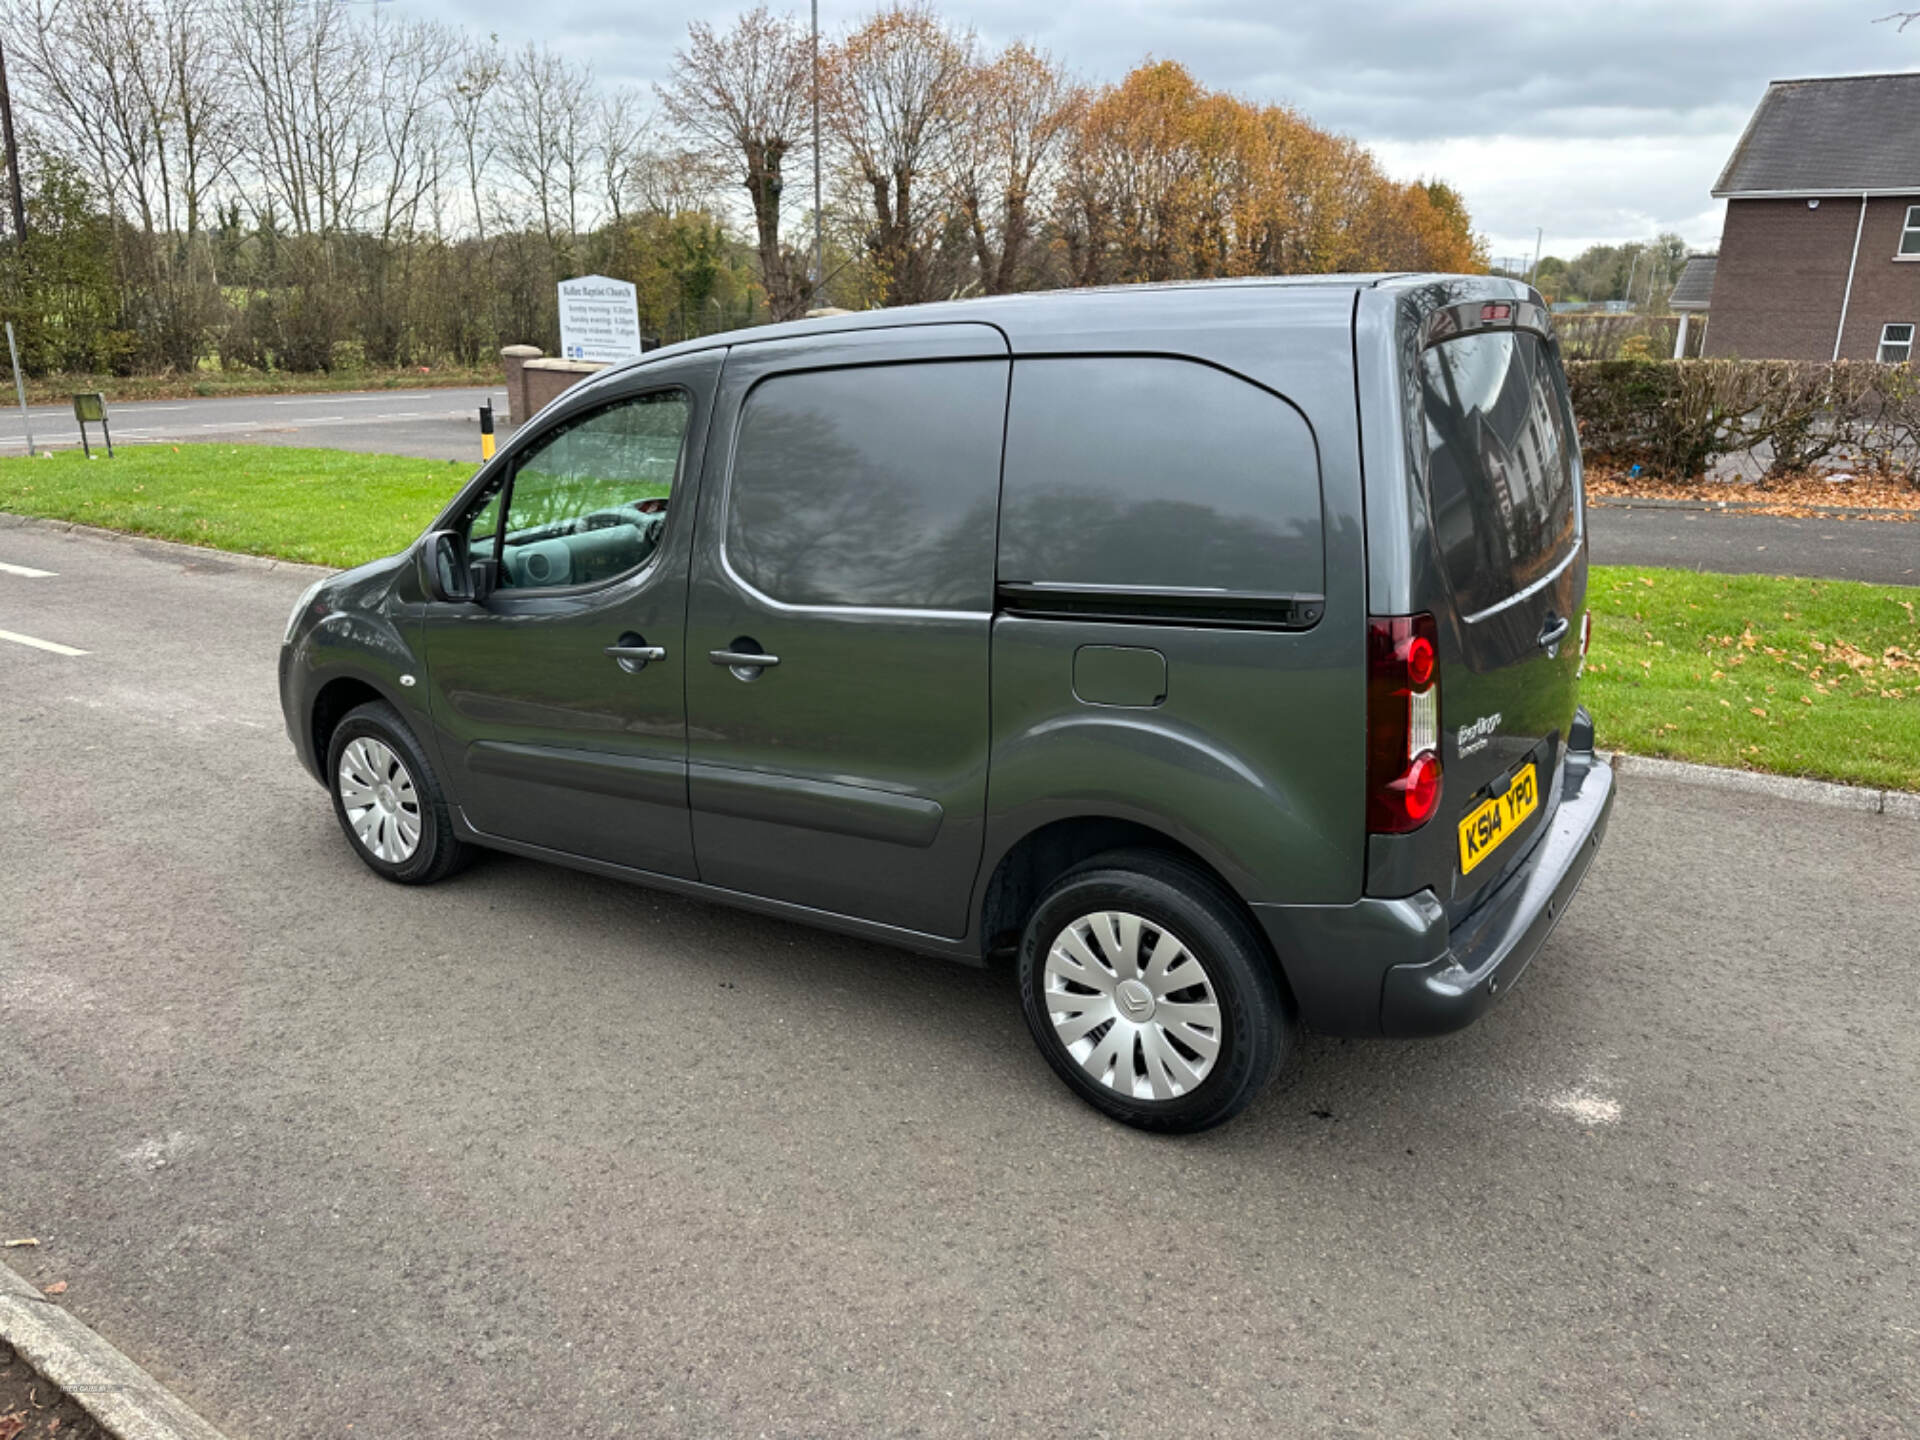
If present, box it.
[468,554,498,602]
[424,529,472,603]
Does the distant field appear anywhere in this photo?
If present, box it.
[2,445,1914,790]
[18,365,495,407]
[0,444,473,568]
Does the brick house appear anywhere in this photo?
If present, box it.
[1703,72,1920,363]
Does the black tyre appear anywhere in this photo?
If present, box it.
[1017,849,1290,1133]
[325,701,472,885]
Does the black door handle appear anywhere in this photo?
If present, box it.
[1538,614,1571,652]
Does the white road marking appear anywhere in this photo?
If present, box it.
[1539,1082,1622,1126]
[0,560,56,577]
[0,628,88,656]
[273,393,465,406]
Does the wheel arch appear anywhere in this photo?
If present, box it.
[309,673,395,774]
[977,814,1290,995]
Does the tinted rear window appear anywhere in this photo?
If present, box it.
[725,360,1007,609]
[1419,330,1579,617]
[997,357,1324,597]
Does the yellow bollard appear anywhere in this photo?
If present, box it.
[480,400,496,461]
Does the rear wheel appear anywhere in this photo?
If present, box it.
[326,701,471,885]
[1017,850,1290,1133]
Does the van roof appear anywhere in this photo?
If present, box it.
[593,272,1528,379]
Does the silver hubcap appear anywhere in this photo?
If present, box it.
[1043,911,1222,1101]
[337,737,422,863]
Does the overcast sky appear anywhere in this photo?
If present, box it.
[409,0,1920,262]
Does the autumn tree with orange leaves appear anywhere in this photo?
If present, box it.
[1059,60,1484,288]
[821,2,977,307]
[673,9,1481,311]
[950,42,1078,294]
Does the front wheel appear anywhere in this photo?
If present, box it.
[325,700,472,885]
[1017,851,1290,1133]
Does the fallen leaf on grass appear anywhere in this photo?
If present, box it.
[42,1280,66,1296]
[0,1408,28,1440]
[1750,707,1768,718]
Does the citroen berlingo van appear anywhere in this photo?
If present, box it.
[280,275,1614,1132]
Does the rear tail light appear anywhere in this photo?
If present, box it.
[1368,614,1442,834]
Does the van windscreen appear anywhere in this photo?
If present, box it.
[1418,329,1579,618]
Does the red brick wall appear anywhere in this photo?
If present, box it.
[1706,195,1920,360]
[1835,196,1920,361]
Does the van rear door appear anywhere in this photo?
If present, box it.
[1417,320,1586,914]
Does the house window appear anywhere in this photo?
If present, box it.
[1902,205,1920,257]
[1880,323,1915,364]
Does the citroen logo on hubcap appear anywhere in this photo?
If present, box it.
[1115,978,1155,1022]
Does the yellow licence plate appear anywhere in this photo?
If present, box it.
[1458,763,1539,875]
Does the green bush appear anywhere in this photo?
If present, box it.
[1564,358,1920,484]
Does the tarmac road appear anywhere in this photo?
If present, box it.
[0,387,502,462]
[1586,501,1918,586]
[0,520,1916,1439]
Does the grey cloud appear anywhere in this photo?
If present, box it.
[403,0,1916,250]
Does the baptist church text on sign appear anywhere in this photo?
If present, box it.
[557,276,643,365]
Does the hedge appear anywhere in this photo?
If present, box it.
[1563,359,1920,483]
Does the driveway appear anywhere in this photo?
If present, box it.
[0,387,501,462]
[1588,502,1919,585]
[1,521,1915,1438]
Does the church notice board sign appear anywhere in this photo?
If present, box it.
[558,275,642,364]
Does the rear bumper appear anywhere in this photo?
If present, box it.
[1254,747,1615,1038]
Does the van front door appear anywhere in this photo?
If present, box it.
[422,352,721,877]
[684,327,1009,937]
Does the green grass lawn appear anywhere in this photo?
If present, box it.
[2,443,1915,790]
[1584,566,1920,791]
[0,444,475,568]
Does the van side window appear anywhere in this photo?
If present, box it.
[725,360,1007,609]
[1419,330,1578,617]
[498,390,691,590]
[997,357,1326,598]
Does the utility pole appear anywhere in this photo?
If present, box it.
[810,0,823,307]
[1527,227,1543,286]
[0,36,28,246]
[1622,247,1641,308]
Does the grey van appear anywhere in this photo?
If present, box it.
[279,275,1614,1132]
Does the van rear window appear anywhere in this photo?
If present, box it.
[1419,330,1579,618]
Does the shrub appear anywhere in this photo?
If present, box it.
[1564,358,1920,485]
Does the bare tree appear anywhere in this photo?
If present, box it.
[223,0,373,237]
[7,0,236,362]
[442,32,502,241]
[365,12,454,247]
[951,42,1073,294]
[659,6,813,319]
[630,142,719,219]
[496,42,594,269]
[595,87,646,224]
[824,2,975,306]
